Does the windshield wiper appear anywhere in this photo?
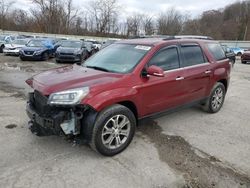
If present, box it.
[86,66,110,72]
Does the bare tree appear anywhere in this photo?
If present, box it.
[199,10,223,39]
[182,19,201,35]
[64,0,79,34]
[0,0,14,29]
[88,0,119,34]
[141,15,155,35]
[157,8,184,35]
[126,13,142,36]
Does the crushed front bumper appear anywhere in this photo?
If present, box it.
[26,91,82,136]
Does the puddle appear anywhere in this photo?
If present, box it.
[0,63,35,73]
[138,118,250,188]
[5,124,17,129]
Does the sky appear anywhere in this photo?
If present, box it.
[15,0,239,18]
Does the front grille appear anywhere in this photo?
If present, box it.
[33,91,50,115]
[24,51,34,55]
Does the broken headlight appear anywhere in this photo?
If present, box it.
[48,87,89,105]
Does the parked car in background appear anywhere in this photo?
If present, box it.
[101,39,118,49]
[26,36,231,156]
[84,41,98,56]
[231,47,245,56]
[3,39,30,56]
[85,39,102,50]
[0,35,13,53]
[241,50,250,64]
[55,40,89,63]
[221,45,236,65]
[19,39,56,61]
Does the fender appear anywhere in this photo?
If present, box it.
[83,87,139,113]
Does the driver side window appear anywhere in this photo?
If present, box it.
[148,47,180,71]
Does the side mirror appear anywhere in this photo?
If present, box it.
[147,65,164,77]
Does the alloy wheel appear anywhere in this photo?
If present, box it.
[211,87,224,110]
[101,115,131,150]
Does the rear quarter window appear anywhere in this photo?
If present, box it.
[206,43,226,61]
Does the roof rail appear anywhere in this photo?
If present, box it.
[129,35,213,40]
[173,35,213,40]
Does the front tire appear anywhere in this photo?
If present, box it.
[20,56,26,61]
[43,52,49,61]
[202,82,226,113]
[0,45,4,53]
[90,104,136,156]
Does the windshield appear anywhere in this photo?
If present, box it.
[61,41,82,48]
[84,44,151,73]
[27,40,48,47]
[12,39,27,45]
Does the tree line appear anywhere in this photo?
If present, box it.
[0,0,249,40]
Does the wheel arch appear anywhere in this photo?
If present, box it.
[118,100,138,120]
[217,79,228,92]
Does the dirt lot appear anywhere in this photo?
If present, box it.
[0,54,250,188]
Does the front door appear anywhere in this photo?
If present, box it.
[138,45,187,116]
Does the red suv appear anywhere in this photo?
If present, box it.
[26,36,231,156]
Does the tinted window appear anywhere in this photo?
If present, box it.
[148,47,180,71]
[181,45,206,67]
[207,43,226,61]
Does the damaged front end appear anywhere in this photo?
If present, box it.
[26,90,92,138]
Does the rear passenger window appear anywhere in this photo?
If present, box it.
[148,47,180,71]
[207,43,226,61]
[181,45,206,67]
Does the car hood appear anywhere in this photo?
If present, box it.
[57,47,80,53]
[30,64,124,96]
[22,47,46,51]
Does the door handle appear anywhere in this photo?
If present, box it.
[176,76,184,81]
[205,70,212,74]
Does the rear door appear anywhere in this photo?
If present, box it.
[139,45,187,116]
[180,43,211,103]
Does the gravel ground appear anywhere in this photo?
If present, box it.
[0,54,249,188]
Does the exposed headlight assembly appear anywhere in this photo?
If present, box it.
[48,87,89,105]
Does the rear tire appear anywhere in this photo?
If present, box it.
[90,104,136,156]
[242,61,246,64]
[202,82,226,113]
[56,60,61,63]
